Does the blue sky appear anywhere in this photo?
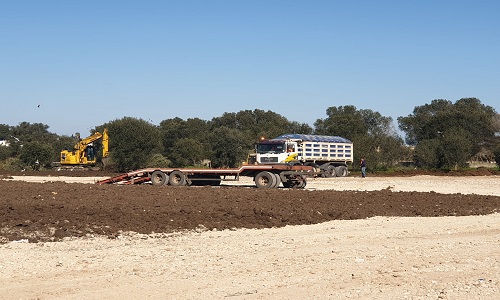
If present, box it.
[1,0,499,136]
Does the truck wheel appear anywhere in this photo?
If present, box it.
[255,171,276,188]
[151,170,167,186]
[325,165,336,178]
[169,170,187,186]
[335,166,348,177]
[272,173,281,188]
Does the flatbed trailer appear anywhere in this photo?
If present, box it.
[97,164,314,188]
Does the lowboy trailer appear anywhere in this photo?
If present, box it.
[97,164,314,188]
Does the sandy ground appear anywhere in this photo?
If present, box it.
[1,175,499,299]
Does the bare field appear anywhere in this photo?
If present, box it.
[0,175,499,299]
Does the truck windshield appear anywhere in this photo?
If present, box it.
[257,143,285,154]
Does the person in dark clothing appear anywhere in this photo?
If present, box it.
[360,158,367,178]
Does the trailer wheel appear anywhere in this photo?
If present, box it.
[282,180,297,188]
[335,166,348,177]
[297,179,307,188]
[282,181,292,188]
[255,171,276,188]
[151,170,167,186]
[282,179,305,188]
[169,170,187,186]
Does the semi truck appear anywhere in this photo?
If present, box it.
[254,133,353,177]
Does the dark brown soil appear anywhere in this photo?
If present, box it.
[1,180,498,243]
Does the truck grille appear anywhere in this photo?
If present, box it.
[260,157,279,163]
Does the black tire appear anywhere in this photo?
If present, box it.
[282,180,293,188]
[305,162,320,173]
[297,180,307,188]
[150,170,167,186]
[255,171,276,188]
[335,166,348,177]
[323,165,336,178]
[272,173,281,188]
[282,180,300,188]
[168,170,187,186]
[282,179,305,188]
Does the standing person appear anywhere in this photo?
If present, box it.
[360,157,367,178]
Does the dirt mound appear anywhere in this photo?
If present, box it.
[1,180,498,243]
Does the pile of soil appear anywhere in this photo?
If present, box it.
[1,180,498,243]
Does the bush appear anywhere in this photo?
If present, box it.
[145,153,171,168]
[494,145,500,168]
[0,146,11,161]
[0,157,23,171]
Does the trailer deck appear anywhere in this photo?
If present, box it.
[97,164,313,188]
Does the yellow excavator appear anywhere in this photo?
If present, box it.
[56,128,109,169]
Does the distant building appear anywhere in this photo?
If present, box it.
[0,140,10,147]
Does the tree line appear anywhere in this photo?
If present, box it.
[1,97,499,173]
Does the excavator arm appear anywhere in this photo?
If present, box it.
[73,132,103,151]
[102,128,109,158]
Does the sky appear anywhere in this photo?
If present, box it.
[1,0,499,136]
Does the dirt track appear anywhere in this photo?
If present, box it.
[0,175,499,299]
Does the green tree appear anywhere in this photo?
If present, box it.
[19,142,54,169]
[0,124,10,140]
[11,122,58,144]
[440,128,474,169]
[170,138,205,167]
[314,105,404,170]
[314,105,368,138]
[398,98,499,169]
[99,117,162,172]
[7,122,62,159]
[354,134,406,170]
[414,139,441,168]
[0,146,10,161]
[159,117,210,159]
[289,121,314,135]
[315,105,397,138]
[208,127,250,168]
[210,109,312,142]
